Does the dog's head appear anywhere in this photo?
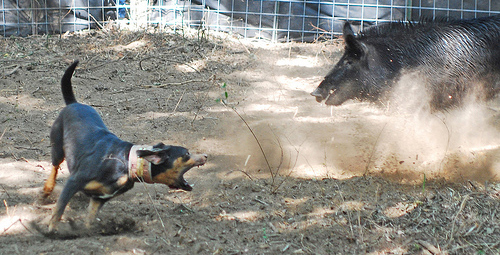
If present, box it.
[136,143,207,191]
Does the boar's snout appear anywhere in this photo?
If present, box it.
[311,87,329,103]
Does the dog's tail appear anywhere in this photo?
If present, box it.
[61,60,79,105]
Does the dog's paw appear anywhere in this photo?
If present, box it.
[30,219,88,240]
[37,190,56,205]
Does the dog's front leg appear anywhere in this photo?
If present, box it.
[48,176,84,232]
[86,198,104,228]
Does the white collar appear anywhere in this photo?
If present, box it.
[128,145,154,183]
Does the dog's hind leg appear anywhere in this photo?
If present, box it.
[42,164,61,198]
[43,118,65,198]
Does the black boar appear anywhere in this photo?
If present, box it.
[311,15,500,110]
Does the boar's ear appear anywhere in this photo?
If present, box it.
[343,21,355,38]
[343,21,365,58]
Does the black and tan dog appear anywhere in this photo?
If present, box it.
[42,60,207,232]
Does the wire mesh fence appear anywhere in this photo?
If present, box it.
[2,0,500,41]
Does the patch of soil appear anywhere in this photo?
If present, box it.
[1,28,499,254]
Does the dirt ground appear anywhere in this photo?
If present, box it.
[1,27,500,254]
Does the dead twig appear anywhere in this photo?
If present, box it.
[1,219,19,235]
[309,22,334,43]
[142,80,205,88]
[190,107,200,127]
[434,113,451,173]
[0,127,7,142]
[88,13,104,30]
[172,89,186,113]
[1,185,11,199]
[269,130,304,194]
[18,219,34,234]
[2,219,34,235]
[139,57,201,74]
[4,65,21,76]
[225,170,254,181]
[222,102,274,187]
[268,127,284,188]
[447,194,470,245]
[137,179,171,246]
[13,146,41,151]
[333,183,354,238]
[253,198,268,206]
[84,55,128,71]
[418,240,448,255]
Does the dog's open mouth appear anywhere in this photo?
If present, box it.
[172,154,207,191]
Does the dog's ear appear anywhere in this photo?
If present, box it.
[152,142,166,149]
[137,146,171,165]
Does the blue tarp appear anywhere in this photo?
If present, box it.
[1,0,407,39]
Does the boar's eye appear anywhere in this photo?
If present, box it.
[346,59,358,66]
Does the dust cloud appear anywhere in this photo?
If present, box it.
[375,73,500,182]
[223,51,500,183]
